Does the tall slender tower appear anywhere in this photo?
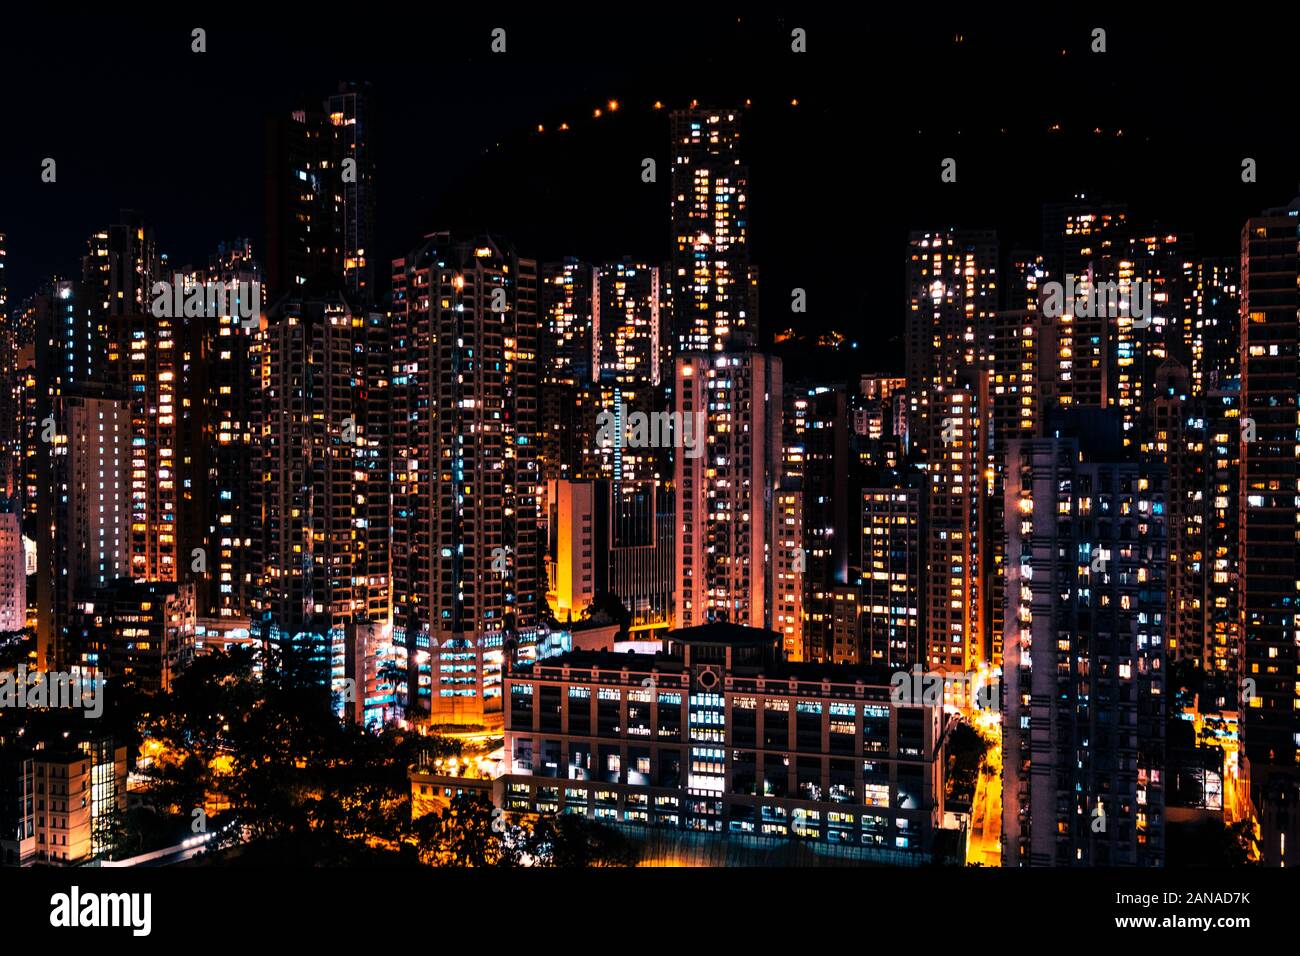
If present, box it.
[391,233,539,726]
[669,108,754,354]
[596,259,661,386]
[540,258,596,385]
[925,373,988,671]
[198,241,264,619]
[674,352,782,630]
[1238,197,1300,864]
[904,227,998,462]
[859,485,924,668]
[1003,411,1168,866]
[265,83,377,303]
[326,81,377,304]
[782,383,849,661]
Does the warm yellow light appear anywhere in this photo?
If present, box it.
[607,99,619,112]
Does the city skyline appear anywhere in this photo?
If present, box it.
[3,14,1300,914]
[6,9,1300,366]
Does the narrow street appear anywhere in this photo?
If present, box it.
[965,709,1002,866]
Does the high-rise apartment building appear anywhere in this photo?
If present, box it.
[1093,228,1193,447]
[925,375,988,671]
[1040,198,1130,413]
[326,81,377,303]
[540,258,596,385]
[596,259,662,386]
[251,294,389,640]
[1003,411,1168,866]
[860,486,924,669]
[771,485,804,661]
[1146,361,1241,679]
[0,507,25,631]
[1237,197,1300,864]
[390,233,540,726]
[69,579,196,692]
[82,213,159,324]
[546,479,598,622]
[103,304,186,583]
[904,228,998,462]
[1186,257,1239,394]
[198,241,264,619]
[669,108,755,353]
[674,352,782,631]
[265,82,377,303]
[783,384,849,662]
[36,395,128,673]
[1042,196,1129,283]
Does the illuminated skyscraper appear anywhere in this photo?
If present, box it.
[670,108,755,353]
[266,106,332,298]
[546,479,598,622]
[1090,227,1193,447]
[1042,196,1129,282]
[1201,383,1241,681]
[266,82,377,303]
[925,375,988,671]
[1040,198,1129,413]
[0,507,23,632]
[250,294,389,648]
[1146,364,1241,680]
[391,233,540,726]
[589,380,666,486]
[103,300,186,583]
[1237,197,1300,864]
[985,308,1048,665]
[36,395,129,672]
[80,215,211,591]
[1003,411,1168,867]
[540,258,596,385]
[198,241,264,619]
[606,479,675,637]
[1006,249,1047,313]
[30,265,133,673]
[596,259,661,386]
[771,485,804,660]
[0,237,16,500]
[904,228,998,461]
[674,352,782,630]
[860,486,924,669]
[782,384,849,661]
[1186,257,1239,394]
[326,81,377,303]
[15,340,36,541]
[82,213,159,323]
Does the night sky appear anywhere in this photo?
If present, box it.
[4,7,1300,372]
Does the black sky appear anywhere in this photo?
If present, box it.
[4,6,1300,372]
